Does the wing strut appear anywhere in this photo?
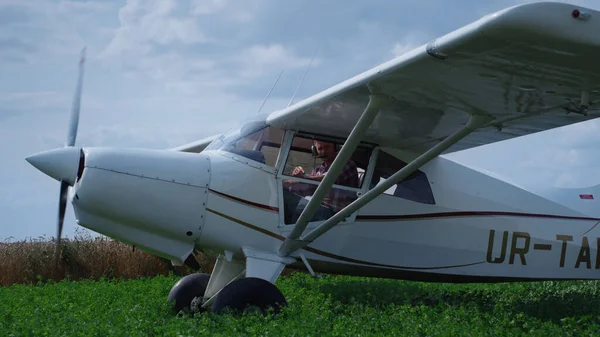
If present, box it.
[280,86,387,251]
[278,113,492,257]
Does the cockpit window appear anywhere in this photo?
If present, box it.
[370,150,435,204]
[282,135,371,189]
[206,124,284,167]
[280,134,373,224]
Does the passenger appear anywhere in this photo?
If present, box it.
[285,140,359,222]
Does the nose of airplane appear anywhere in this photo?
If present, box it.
[25,147,83,186]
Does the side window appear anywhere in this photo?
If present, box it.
[282,136,371,188]
[280,135,373,224]
[371,151,435,205]
[282,136,319,178]
[221,126,284,167]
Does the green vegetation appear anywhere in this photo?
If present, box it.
[2,272,600,336]
[3,234,600,335]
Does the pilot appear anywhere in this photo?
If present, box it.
[285,140,359,222]
[291,140,359,190]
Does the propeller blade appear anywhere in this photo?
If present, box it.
[54,47,86,269]
[66,47,86,147]
[55,180,69,266]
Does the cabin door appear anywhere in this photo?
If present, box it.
[275,131,377,230]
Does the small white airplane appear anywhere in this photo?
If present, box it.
[25,2,600,315]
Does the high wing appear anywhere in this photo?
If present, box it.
[266,2,600,155]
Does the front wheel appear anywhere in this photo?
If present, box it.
[167,273,210,314]
[211,277,287,315]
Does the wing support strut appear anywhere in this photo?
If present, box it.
[279,88,387,256]
[278,113,492,257]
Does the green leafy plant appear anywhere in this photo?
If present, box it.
[2,273,600,336]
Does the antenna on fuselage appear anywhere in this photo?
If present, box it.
[287,47,318,108]
[256,70,284,114]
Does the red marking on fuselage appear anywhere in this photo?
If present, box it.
[209,189,279,212]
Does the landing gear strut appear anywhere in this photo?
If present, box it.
[167,252,290,315]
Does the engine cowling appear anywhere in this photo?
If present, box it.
[71,147,210,266]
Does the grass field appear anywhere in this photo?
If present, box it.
[3,235,600,335]
[2,272,600,336]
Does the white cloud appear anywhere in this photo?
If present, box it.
[391,43,417,57]
[190,0,229,15]
[390,31,430,57]
[135,52,216,82]
[100,0,210,59]
[238,44,319,78]
[76,124,176,149]
[56,0,114,13]
[190,0,263,22]
[96,0,322,97]
[0,91,64,105]
[0,0,116,60]
[0,91,70,122]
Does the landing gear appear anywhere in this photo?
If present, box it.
[167,272,210,314]
[167,274,287,315]
[167,250,292,316]
[211,277,287,315]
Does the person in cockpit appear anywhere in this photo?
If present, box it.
[284,140,359,223]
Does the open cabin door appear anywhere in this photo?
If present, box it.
[276,130,377,229]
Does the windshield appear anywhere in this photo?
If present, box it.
[206,121,285,167]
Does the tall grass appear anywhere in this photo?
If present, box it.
[0,229,215,286]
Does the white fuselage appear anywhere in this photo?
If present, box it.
[69,145,600,283]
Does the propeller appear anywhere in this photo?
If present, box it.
[55,47,86,267]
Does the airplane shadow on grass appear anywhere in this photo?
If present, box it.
[312,278,600,323]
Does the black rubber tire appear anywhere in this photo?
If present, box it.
[167,273,210,314]
[211,277,287,315]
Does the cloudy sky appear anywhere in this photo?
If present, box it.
[1,0,599,241]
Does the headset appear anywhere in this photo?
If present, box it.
[311,139,341,158]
